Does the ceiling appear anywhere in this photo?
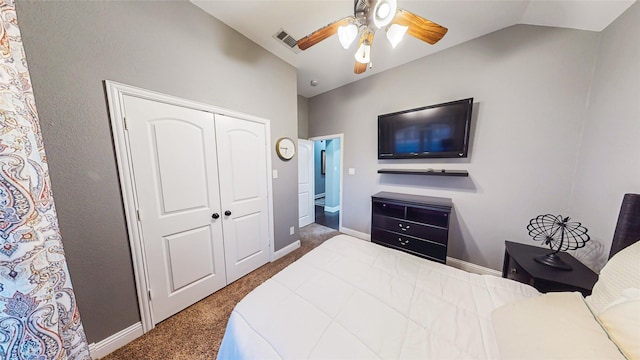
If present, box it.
[192,0,635,98]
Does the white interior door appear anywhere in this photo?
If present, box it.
[298,139,315,228]
[124,95,227,324]
[215,114,270,283]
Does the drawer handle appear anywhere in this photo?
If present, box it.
[398,224,410,231]
[510,268,517,274]
[398,237,409,246]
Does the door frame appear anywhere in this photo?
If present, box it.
[309,134,344,231]
[105,81,275,333]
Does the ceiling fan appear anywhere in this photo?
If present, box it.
[296,0,448,74]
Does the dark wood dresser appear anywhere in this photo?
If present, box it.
[371,192,452,263]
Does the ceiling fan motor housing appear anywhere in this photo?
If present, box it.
[354,0,397,33]
[354,0,368,29]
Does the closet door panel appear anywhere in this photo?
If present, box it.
[124,95,227,324]
[232,213,263,262]
[215,114,271,283]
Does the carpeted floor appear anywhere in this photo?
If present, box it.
[102,223,340,360]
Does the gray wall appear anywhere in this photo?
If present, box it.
[297,95,309,139]
[309,24,601,270]
[568,3,640,270]
[17,1,298,344]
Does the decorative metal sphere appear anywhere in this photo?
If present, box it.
[527,214,590,253]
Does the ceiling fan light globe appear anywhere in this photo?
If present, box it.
[354,43,371,64]
[386,24,408,48]
[373,0,397,29]
[377,3,390,18]
[337,24,358,49]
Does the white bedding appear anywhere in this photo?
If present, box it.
[217,234,540,359]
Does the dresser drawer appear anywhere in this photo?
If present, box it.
[372,215,448,245]
[372,228,447,262]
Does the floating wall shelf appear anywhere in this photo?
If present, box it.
[377,169,469,177]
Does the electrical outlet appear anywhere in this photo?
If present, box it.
[290,226,294,235]
[348,168,355,175]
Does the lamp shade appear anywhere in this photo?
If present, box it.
[354,42,371,64]
[386,24,408,48]
[338,24,358,49]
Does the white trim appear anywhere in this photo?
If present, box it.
[339,226,371,241]
[263,124,276,263]
[104,80,276,334]
[105,81,154,332]
[446,257,501,276]
[88,322,143,359]
[323,205,340,213]
[272,240,301,262]
[314,193,325,200]
[309,134,344,230]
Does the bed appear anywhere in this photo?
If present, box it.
[218,194,640,359]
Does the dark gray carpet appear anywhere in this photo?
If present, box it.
[102,223,340,359]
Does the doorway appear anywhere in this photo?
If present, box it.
[310,134,343,231]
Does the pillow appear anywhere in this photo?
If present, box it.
[597,289,640,359]
[603,287,640,311]
[586,240,640,314]
[491,292,625,360]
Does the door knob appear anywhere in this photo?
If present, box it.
[224,210,232,216]
[211,213,220,219]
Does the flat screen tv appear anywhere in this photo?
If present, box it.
[378,98,473,159]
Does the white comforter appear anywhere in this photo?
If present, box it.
[218,234,540,359]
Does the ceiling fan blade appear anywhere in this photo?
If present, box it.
[297,16,354,50]
[392,9,448,45]
[354,31,374,74]
[354,60,367,74]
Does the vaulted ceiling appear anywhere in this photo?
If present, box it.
[192,1,635,97]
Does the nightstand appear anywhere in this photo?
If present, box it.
[502,241,598,296]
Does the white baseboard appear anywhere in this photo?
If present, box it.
[339,227,371,241]
[324,205,340,213]
[89,322,143,359]
[272,240,301,261]
[446,257,501,276]
[89,240,304,359]
[314,193,325,200]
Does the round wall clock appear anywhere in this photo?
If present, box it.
[275,137,296,161]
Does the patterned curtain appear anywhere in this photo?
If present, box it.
[0,0,90,358]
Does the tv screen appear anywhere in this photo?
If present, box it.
[378,98,473,159]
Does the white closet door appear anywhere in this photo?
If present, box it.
[298,139,315,228]
[124,96,226,324]
[215,114,270,283]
